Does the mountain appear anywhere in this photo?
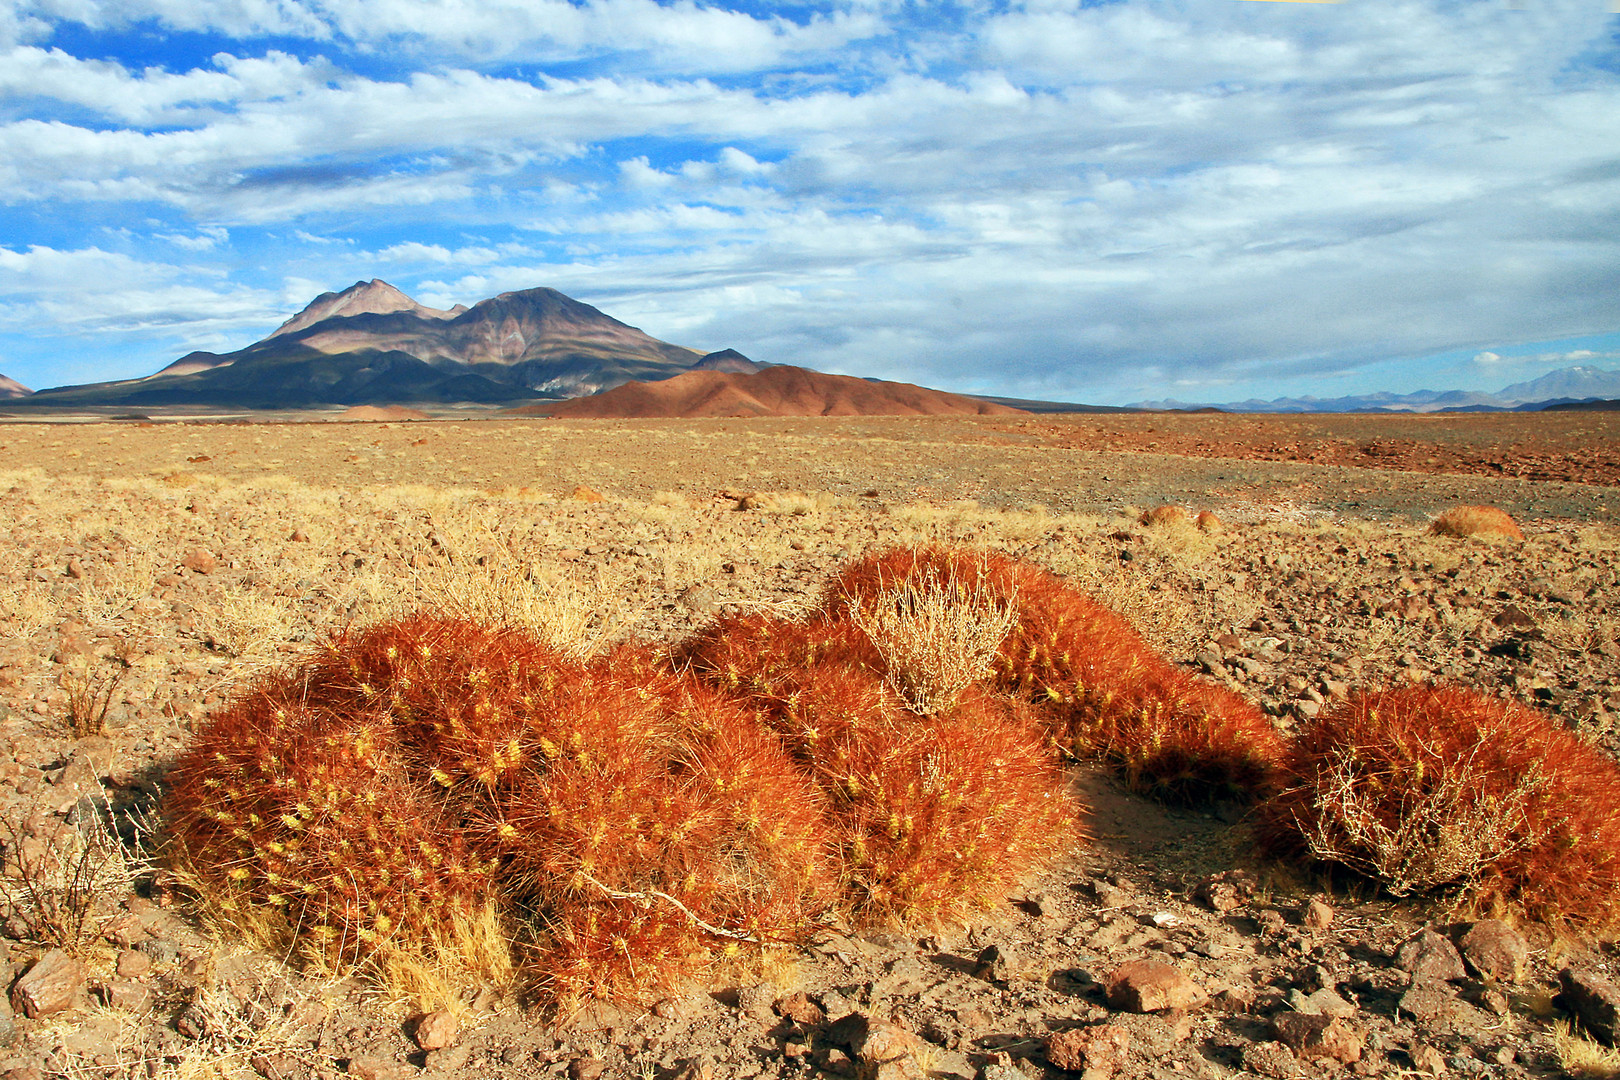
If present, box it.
[25,281,708,408]
[0,373,31,399]
[510,365,1027,419]
[1129,365,1620,413]
[690,348,763,374]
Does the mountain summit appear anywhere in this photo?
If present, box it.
[30,282,707,408]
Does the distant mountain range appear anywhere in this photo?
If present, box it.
[7,280,747,409]
[1129,365,1620,413]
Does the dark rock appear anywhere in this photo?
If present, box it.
[1560,967,1620,1046]
[1241,1042,1299,1079]
[1194,870,1254,914]
[174,1002,209,1039]
[1398,978,1454,1025]
[1458,920,1527,983]
[1395,929,1467,981]
[775,991,826,1026]
[1270,1013,1364,1064]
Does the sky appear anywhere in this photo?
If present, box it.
[2,0,1620,407]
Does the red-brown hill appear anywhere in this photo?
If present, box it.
[510,365,1025,419]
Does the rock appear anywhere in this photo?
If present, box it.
[1101,960,1207,1013]
[1560,967,1620,1046]
[1194,870,1253,913]
[775,991,826,1026]
[413,1009,457,1051]
[676,586,719,615]
[1398,978,1454,1025]
[1290,987,1357,1018]
[1410,1043,1447,1075]
[1301,898,1334,930]
[1458,920,1528,983]
[1270,1013,1364,1064]
[568,1058,606,1080]
[736,983,776,1022]
[98,980,153,1012]
[116,949,152,978]
[1241,1041,1299,1079]
[1044,1023,1131,1074]
[174,1002,209,1039]
[346,1057,412,1080]
[11,949,85,1018]
[973,943,1024,983]
[1395,929,1467,981]
[571,485,606,503]
[854,1020,926,1080]
[251,1054,298,1080]
[180,550,217,574]
[423,1045,471,1073]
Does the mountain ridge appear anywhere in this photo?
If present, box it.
[1130,364,1620,413]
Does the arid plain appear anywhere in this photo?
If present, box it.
[1,410,1618,1080]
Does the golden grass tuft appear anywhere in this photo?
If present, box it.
[1139,505,1191,528]
[1430,504,1525,541]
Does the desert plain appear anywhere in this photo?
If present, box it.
[0,409,1618,1080]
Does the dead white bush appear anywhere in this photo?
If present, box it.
[1293,744,1548,897]
[847,567,1018,716]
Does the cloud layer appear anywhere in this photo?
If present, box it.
[2,0,1618,400]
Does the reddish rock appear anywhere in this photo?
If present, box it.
[11,949,84,1018]
[1302,898,1334,930]
[412,1008,457,1051]
[345,1057,412,1080]
[1271,1013,1364,1064]
[1395,928,1466,981]
[571,485,606,503]
[180,550,217,574]
[1045,1023,1131,1074]
[854,1020,926,1080]
[775,991,826,1026]
[1102,959,1207,1013]
[1458,920,1528,983]
[1194,870,1254,913]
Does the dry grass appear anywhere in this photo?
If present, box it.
[846,565,1019,715]
[1430,504,1525,541]
[0,798,145,952]
[1259,685,1620,927]
[1553,1020,1620,1078]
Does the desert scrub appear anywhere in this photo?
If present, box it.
[1257,685,1620,928]
[829,545,1284,805]
[1430,504,1525,542]
[683,610,1077,927]
[165,615,832,1006]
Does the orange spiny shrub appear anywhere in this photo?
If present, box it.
[166,617,835,1005]
[1257,684,1620,928]
[163,681,495,972]
[827,545,1279,805]
[1059,661,1286,805]
[1430,504,1525,541]
[812,686,1078,926]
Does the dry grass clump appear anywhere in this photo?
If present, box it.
[1430,504,1525,541]
[845,566,1019,715]
[1257,685,1620,928]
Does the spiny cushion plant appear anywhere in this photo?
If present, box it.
[825,545,1284,805]
[1430,504,1525,542]
[1256,684,1620,928]
[166,615,834,1004]
[684,613,1078,926]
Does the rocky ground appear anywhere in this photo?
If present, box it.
[0,414,1617,1079]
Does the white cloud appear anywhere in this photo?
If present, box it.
[1473,351,1504,364]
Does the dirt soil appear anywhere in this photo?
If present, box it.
[0,411,1617,1080]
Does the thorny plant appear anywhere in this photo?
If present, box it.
[847,566,1019,715]
[0,798,147,952]
[1291,739,1548,897]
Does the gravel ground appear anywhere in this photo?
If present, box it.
[0,414,1617,1080]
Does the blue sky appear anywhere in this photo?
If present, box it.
[3,0,1619,406]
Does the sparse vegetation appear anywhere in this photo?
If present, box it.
[1431,504,1526,541]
